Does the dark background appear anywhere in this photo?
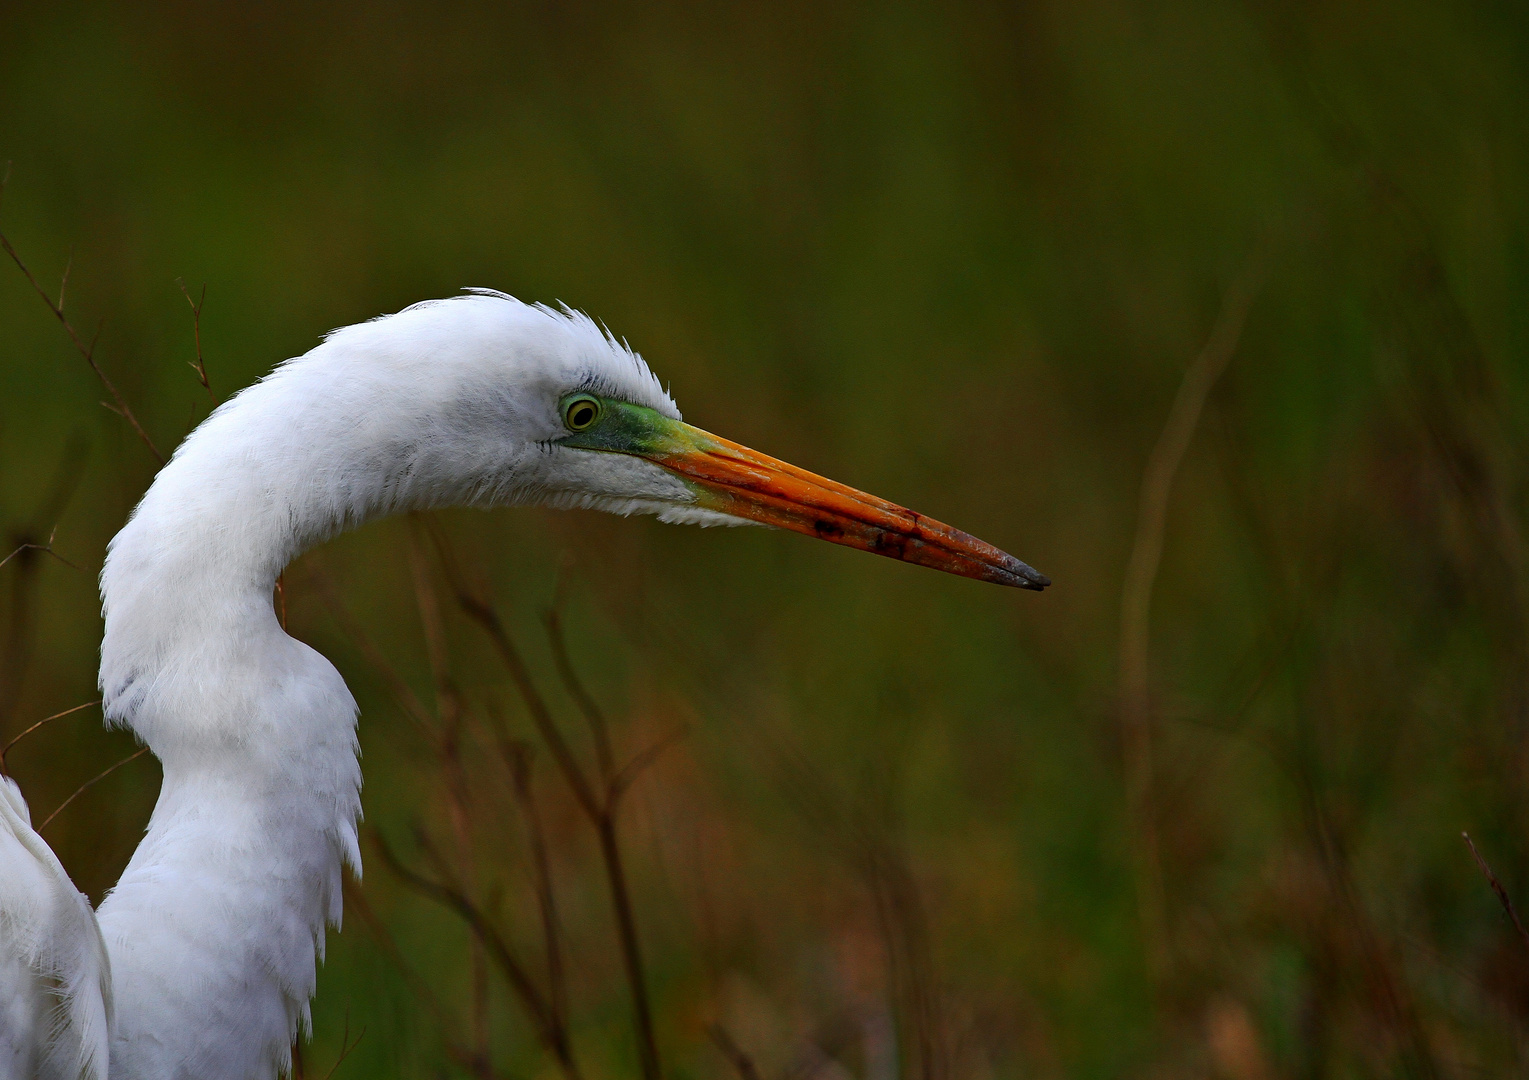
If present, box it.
[2,2,1527,1076]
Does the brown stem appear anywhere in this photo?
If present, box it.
[596,811,662,1080]
[371,831,583,1080]
[0,438,88,735]
[609,727,688,805]
[341,875,451,1027]
[0,176,162,463]
[708,1025,764,1080]
[38,746,149,832]
[0,699,101,775]
[0,532,81,574]
[305,561,437,740]
[176,279,218,406]
[453,585,600,820]
[486,625,651,1071]
[1463,832,1529,956]
[1117,252,1264,989]
[318,1012,366,1080]
[544,604,615,784]
[439,536,661,1079]
[504,741,569,1039]
[405,520,487,1064]
[408,519,463,733]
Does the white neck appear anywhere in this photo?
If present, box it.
[95,368,372,1080]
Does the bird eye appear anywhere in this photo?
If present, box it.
[563,395,602,431]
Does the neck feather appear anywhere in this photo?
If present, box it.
[95,365,381,1080]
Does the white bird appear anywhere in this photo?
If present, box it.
[0,291,1047,1080]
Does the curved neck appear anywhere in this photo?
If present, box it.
[95,374,378,1080]
[100,378,395,746]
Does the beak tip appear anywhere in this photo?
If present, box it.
[1003,559,1051,591]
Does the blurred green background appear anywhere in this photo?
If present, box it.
[2,1,1527,1077]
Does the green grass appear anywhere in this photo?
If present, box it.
[2,1,1527,1076]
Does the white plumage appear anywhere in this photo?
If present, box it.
[0,778,111,1080]
[0,290,1045,1080]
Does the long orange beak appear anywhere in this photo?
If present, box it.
[647,424,1050,591]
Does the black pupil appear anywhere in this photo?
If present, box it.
[570,402,596,427]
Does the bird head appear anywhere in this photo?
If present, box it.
[255,290,1049,590]
[412,292,1051,592]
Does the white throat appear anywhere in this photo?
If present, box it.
[96,375,366,1080]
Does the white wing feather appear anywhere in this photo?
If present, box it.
[0,777,111,1080]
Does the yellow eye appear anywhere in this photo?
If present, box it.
[563,395,601,431]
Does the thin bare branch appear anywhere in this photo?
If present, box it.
[0,699,101,774]
[305,562,437,739]
[504,741,568,1038]
[407,518,466,741]
[177,278,218,406]
[544,603,615,784]
[56,251,70,314]
[1463,832,1529,956]
[709,1025,764,1080]
[38,746,149,832]
[609,725,688,804]
[427,530,662,1080]
[1121,259,1266,701]
[319,1013,367,1080]
[594,812,661,1080]
[450,576,600,821]
[405,519,489,1064]
[444,547,661,1080]
[0,527,82,575]
[0,438,89,732]
[544,592,666,1080]
[1117,252,1265,987]
[370,830,582,1080]
[341,875,450,1026]
[0,209,162,462]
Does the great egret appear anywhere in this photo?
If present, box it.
[0,291,1047,1080]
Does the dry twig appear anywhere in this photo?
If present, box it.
[319,1013,366,1080]
[502,739,569,1037]
[176,279,218,406]
[319,552,571,1077]
[340,875,450,1026]
[1117,252,1265,987]
[0,439,90,734]
[0,167,163,463]
[709,1024,765,1080]
[0,700,101,775]
[1463,832,1529,956]
[38,746,149,832]
[0,527,82,575]
[404,519,489,1070]
[432,531,667,1080]
[371,829,582,1080]
[545,602,615,784]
